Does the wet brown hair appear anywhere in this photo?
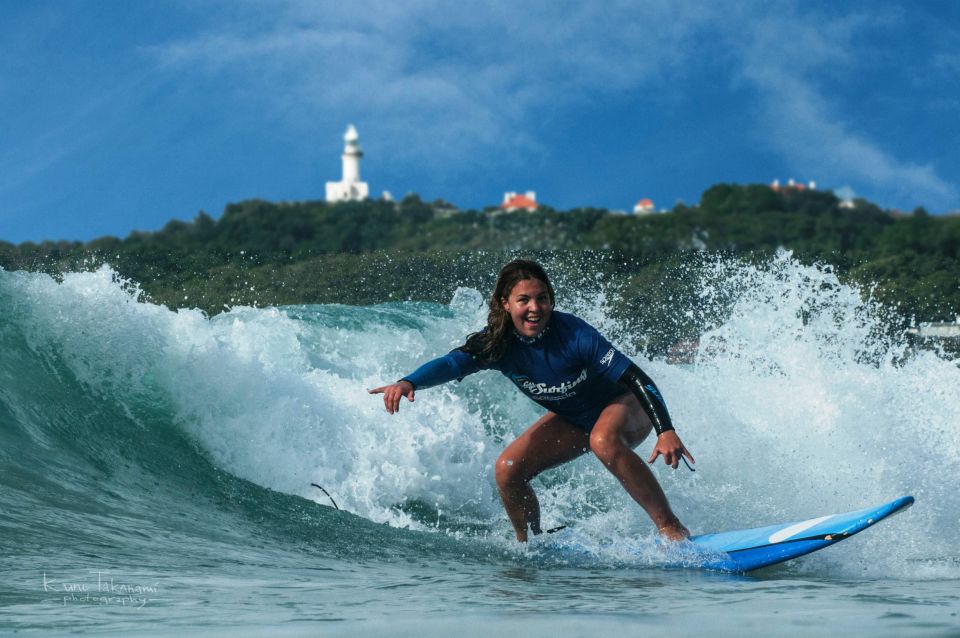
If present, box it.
[461,259,555,363]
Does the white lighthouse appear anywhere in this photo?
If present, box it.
[325,124,369,202]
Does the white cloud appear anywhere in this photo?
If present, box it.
[730,7,957,208]
[146,0,718,169]
[146,0,956,207]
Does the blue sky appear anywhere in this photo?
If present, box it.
[2,1,958,243]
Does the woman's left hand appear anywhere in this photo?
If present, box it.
[648,431,695,469]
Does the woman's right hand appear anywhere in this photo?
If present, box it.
[368,380,415,414]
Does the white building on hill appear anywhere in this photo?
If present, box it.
[634,198,655,214]
[771,178,816,192]
[326,124,369,202]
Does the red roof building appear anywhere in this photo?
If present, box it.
[633,198,655,214]
[500,191,539,212]
[771,178,816,192]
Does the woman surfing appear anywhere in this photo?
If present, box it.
[370,259,694,542]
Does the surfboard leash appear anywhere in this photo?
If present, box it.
[310,483,340,510]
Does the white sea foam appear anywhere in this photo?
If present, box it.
[3,255,957,578]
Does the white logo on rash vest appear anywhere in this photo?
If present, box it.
[599,348,615,367]
[510,368,588,400]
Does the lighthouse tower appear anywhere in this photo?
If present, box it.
[325,124,369,202]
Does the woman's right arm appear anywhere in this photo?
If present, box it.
[368,379,416,414]
[369,350,479,414]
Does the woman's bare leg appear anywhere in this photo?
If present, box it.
[495,413,590,541]
[589,393,689,540]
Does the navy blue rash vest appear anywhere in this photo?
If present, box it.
[402,311,633,430]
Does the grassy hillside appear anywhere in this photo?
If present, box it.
[2,185,958,353]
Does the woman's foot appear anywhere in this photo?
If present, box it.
[658,521,691,541]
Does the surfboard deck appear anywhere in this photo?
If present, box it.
[685,495,915,572]
[534,496,914,573]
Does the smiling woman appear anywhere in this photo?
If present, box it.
[501,278,552,338]
[369,259,695,542]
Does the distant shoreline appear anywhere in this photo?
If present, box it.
[1,184,957,342]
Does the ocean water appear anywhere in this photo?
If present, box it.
[1,254,958,637]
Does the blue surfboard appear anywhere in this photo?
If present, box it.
[685,495,915,572]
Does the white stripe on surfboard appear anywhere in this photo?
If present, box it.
[768,515,834,543]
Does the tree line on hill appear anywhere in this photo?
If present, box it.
[1,185,958,354]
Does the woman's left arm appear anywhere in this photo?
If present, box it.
[618,363,695,470]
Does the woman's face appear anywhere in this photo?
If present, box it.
[501,277,553,338]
